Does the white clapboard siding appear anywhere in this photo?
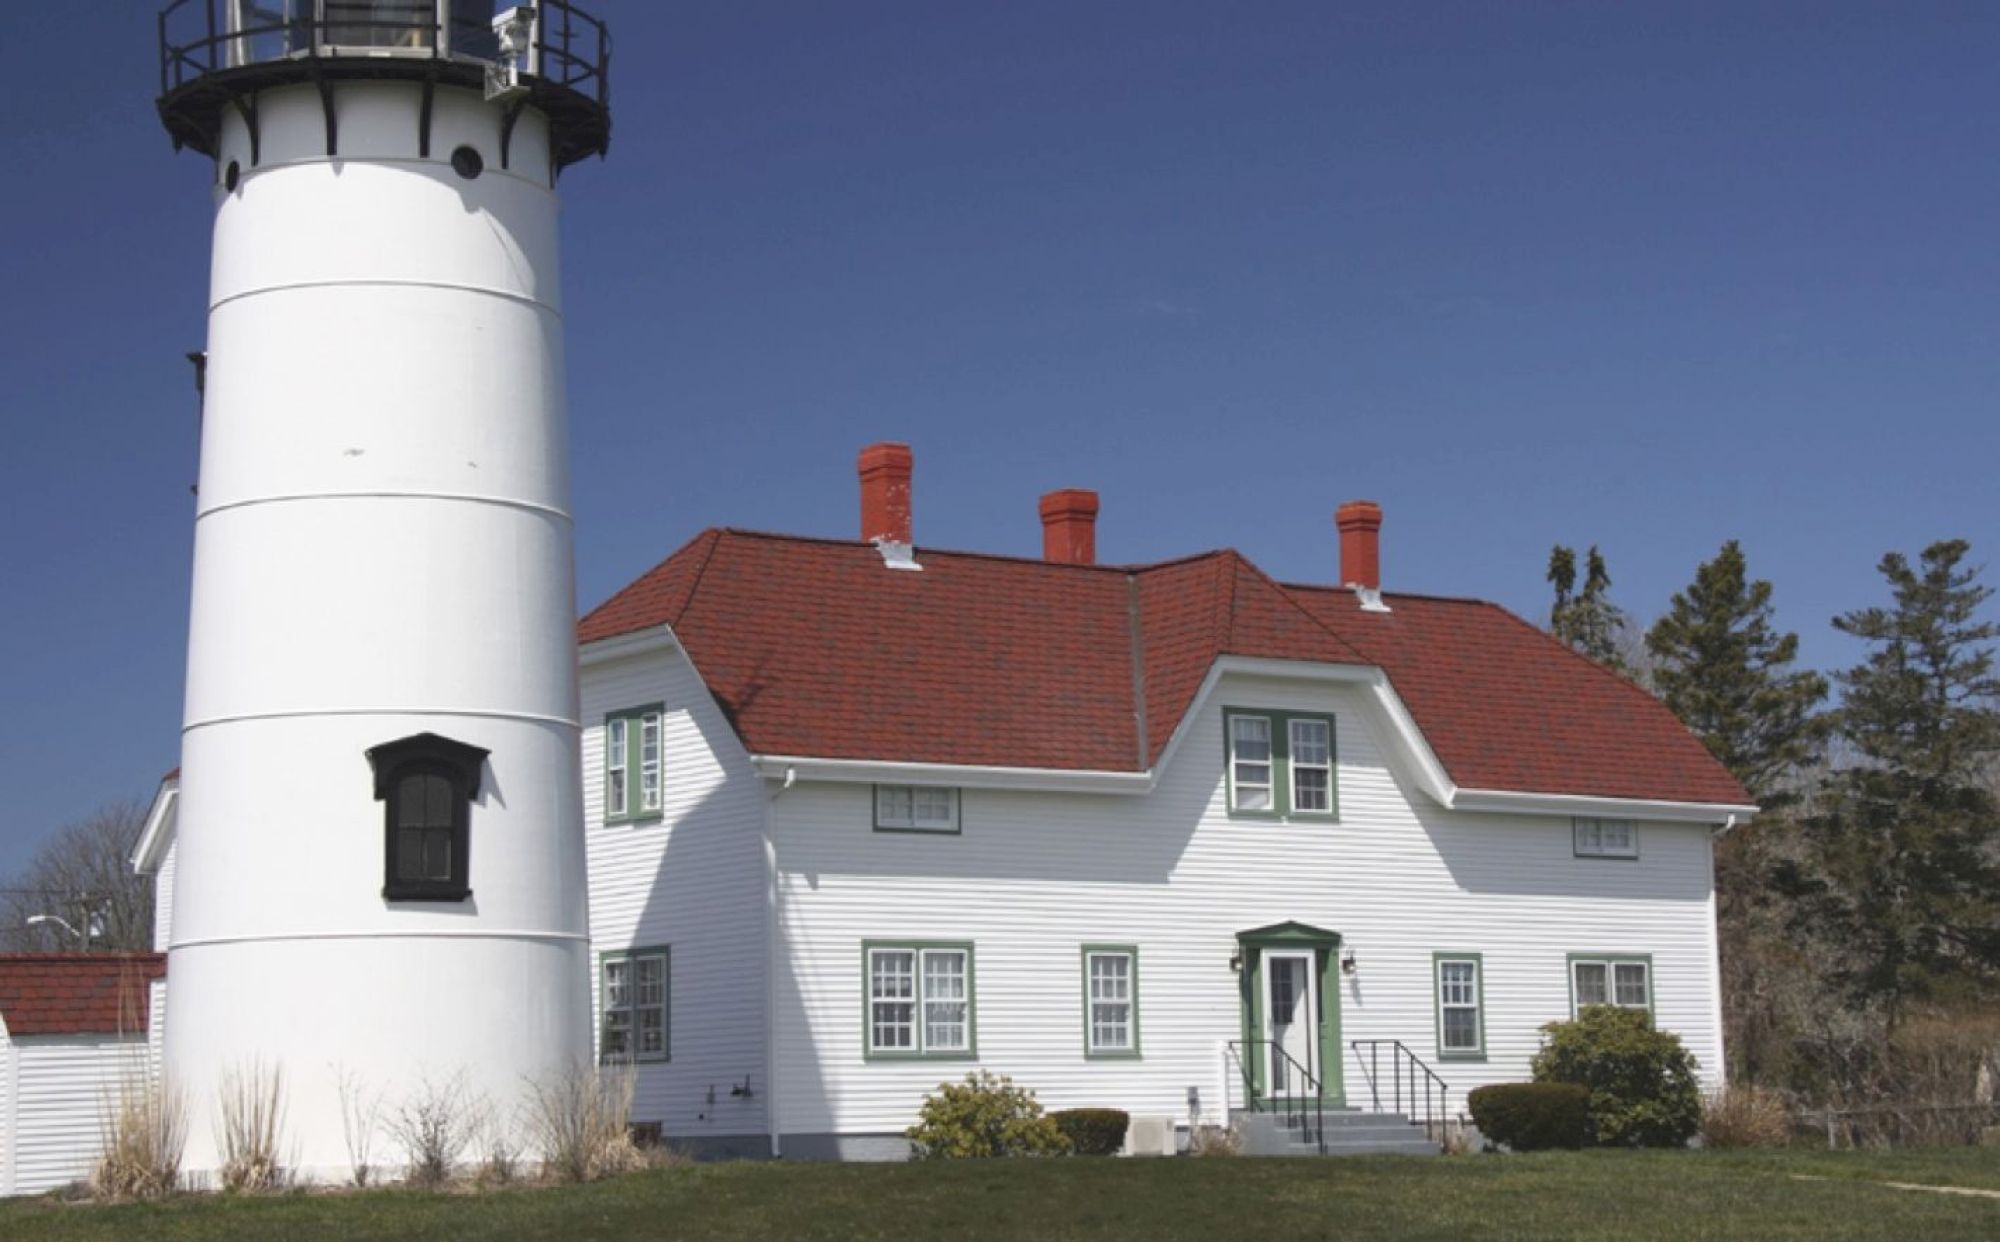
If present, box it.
[8,1037,150,1196]
[581,645,769,1142]
[1,1017,15,1196]
[152,841,177,954]
[769,673,1722,1137]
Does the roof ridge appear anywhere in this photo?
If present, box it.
[579,526,724,629]
[671,528,727,630]
[1281,581,1496,607]
[1228,551,1373,664]
[711,526,1147,573]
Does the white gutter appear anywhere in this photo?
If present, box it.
[578,625,677,667]
[1449,790,1760,826]
[750,754,1150,794]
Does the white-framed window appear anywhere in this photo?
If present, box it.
[866,943,974,1057]
[1289,718,1333,813]
[1083,946,1140,1058]
[1570,955,1652,1015]
[1434,954,1484,1058]
[1228,714,1274,812]
[1225,709,1339,818]
[1573,817,1638,858]
[603,705,664,822]
[874,785,960,833]
[600,947,669,1063]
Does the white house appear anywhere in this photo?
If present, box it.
[0,953,166,1195]
[567,442,1757,1159]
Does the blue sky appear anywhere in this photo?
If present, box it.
[2,2,1995,872]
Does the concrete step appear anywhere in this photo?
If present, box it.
[1237,1107,1441,1157]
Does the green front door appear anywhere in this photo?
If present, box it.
[1238,922,1344,1106]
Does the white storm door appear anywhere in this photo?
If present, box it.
[1263,950,1318,1098]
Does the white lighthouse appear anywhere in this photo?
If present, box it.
[155,2,611,1180]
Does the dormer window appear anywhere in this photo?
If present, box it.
[1224,709,1338,820]
[366,733,489,902]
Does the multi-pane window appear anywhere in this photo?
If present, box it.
[866,943,975,1057]
[1571,956,1652,1016]
[1573,817,1638,858]
[1435,955,1484,1057]
[366,732,488,903]
[1224,710,1338,818]
[600,948,670,1063]
[603,705,664,823]
[1084,947,1140,1057]
[875,786,960,832]
[1230,716,1274,811]
[1289,719,1332,813]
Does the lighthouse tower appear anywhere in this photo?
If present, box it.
[155,2,611,1179]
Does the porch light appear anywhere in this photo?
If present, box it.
[1341,950,1358,975]
[1228,951,1243,973]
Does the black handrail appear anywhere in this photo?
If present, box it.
[1350,1038,1451,1143]
[1227,1039,1325,1155]
[158,0,610,107]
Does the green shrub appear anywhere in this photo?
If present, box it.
[905,1072,1071,1159]
[1050,1109,1129,1156]
[1466,1083,1591,1151]
[1532,1006,1702,1147]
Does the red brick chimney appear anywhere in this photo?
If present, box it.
[1039,489,1100,566]
[858,442,913,545]
[1336,500,1383,590]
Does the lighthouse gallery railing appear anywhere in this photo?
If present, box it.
[159,0,609,107]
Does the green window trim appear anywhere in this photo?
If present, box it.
[1081,944,1142,1060]
[1235,922,1345,1106]
[1222,708,1339,821]
[1432,951,1487,1062]
[1566,952,1656,1018]
[599,945,670,1064]
[862,940,977,1061]
[602,704,665,825]
[871,785,963,834]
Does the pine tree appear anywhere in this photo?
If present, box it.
[1795,539,2000,1023]
[1645,540,1828,804]
[1549,544,1631,675]
[1645,541,1827,1082]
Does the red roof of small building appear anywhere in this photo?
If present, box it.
[579,529,1751,808]
[0,953,166,1038]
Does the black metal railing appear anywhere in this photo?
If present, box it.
[158,0,610,107]
[1350,1038,1451,1143]
[1228,1039,1326,1155]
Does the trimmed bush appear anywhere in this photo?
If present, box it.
[1532,1006,1702,1147]
[906,1071,1071,1159]
[1050,1109,1129,1156]
[1466,1083,1591,1151]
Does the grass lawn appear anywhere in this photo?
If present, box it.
[3,1149,1998,1241]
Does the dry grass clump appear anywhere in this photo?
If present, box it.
[526,1061,645,1183]
[92,1069,187,1200]
[1701,1084,1793,1149]
[1186,1120,1244,1157]
[217,1062,289,1193]
[335,1066,385,1188]
[388,1073,478,1188]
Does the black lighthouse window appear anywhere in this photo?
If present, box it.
[366,733,489,902]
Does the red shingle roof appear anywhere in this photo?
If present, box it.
[579,529,1750,807]
[0,954,166,1037]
